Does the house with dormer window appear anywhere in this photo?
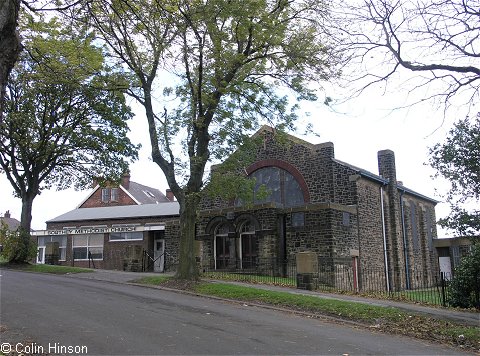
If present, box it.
[33,174,178,271]
[78,173,174,208]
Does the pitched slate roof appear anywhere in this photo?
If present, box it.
[0,213,21,230]
[76,180,171,208]
[48,202,180,223]
[127,182,170,204]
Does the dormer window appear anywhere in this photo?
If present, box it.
[101,188,110,202]
[111,188,119,202]
[102,188,119,203]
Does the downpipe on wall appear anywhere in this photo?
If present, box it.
[400,189,411,290]
[380,185,391,293]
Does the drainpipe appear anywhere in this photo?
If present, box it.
[380,185,391,292]
[400,189,411,289]
[356,202,361,291]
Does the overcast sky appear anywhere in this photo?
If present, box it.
[0,79,460,239]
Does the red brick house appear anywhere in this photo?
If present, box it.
[78,173,174,208]
[33,176,178,271]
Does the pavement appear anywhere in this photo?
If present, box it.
[67,268,480,327]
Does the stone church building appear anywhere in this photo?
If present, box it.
[34,126,439,291]
[196,126,439,291]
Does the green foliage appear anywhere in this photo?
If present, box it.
[78,0,338,187]
[429,116,480,235]
[0,222,37,263]
[133,275,172,285]
[447,243,480,309]
[73,0,339,279]
[0,16,139,192]
[0,15,139,235]
[195,282,402,322]
[203,135,261,204]
[21,264,93,274]
[202,271,296,288]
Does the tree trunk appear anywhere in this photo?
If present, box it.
[20,194,33,232]
[0,0,21,123]
[11,194,34,263]
[176,193,200,280]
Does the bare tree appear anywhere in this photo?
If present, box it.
[0,0,20,123]
[330,0,480,112]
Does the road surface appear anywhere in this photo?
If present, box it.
[0,269,467,355]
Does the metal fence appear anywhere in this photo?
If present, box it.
[200,257,470,308]
[201,258,297,287]
[316,263,451,306]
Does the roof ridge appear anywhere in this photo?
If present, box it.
[128,181,162,192]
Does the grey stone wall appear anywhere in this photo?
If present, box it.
[198,129,439,292]
[164,220,180,270]
[401,195,439,288]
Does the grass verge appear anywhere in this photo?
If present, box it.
[136,276,480,352]
[17,264,93,274]
[195,282,403,321]
[200,272,446,307]
[133,275,171,285]
[202,272,296,287]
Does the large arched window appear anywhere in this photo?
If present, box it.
[250,167,304,207]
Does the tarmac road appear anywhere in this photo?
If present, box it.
[0,269,469,355]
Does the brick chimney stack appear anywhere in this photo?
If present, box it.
[4,210,10,218]
[121,172,131,190]
[166,189,175,202]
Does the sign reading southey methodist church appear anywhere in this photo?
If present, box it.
[38,224,165,236]
[47,226,136,235]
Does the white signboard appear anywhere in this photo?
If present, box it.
[33,224,164,236]
[438,257,452,280]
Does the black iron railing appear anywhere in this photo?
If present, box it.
[200,257,475,308]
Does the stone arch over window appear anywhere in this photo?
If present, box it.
[245,159,310,206]
[233,213,261,232]
[205,216,233,235]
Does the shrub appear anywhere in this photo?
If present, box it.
[448,243,480,309]
[0,222,37,263]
